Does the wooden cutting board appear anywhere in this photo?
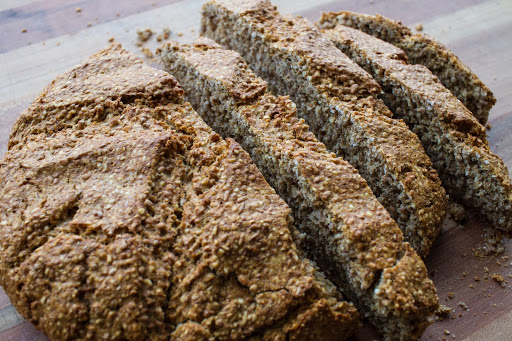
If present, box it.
[1,0,511,340]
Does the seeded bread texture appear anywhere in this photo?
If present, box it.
[321,24,512,236]
[0,43,359,341]
[200,0,446,260]
[318,11,495,125]
[158,37,439,341]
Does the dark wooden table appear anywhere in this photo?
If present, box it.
[1,0,511,340]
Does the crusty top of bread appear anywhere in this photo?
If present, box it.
[179,37,268,103]
[206,0,380,100]
[8,43,184,150]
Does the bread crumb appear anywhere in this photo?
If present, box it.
[447,202,467,222]
[156,27,171,42]
[474,276,480,281]
[177,32,183,37]
[486,123,492,130]
[448,292,454,299]
[108,37,115,43]
[87,23,92,27]
[21,28,27,33]
[137,28,153,42]
[141,47,153,58]
[458,301,467,309]
[116,12,121,17]
[436,304,452,316]
[415,23,423,31]
[76,8,82,13]
[473,229,504,257]
[492,273,506,287]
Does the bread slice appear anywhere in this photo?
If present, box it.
[317,11,495,125]
[201,0,446,259]
[320,24,512,236]
[158,37,439,341]
[0,43,359,340]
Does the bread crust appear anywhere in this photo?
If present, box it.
[321,24,512,236]
[159,36,438,341]
[318,11,495,125]
[0,43,359,340]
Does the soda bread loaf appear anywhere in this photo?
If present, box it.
[320,24,512,236]
[158,37,439,341]
[0,43,359,340]
[318,11,495,125]
[200,0,446,259]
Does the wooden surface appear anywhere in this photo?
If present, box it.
[1,0,511,340]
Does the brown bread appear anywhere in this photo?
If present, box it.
[158,36,438,341]
[0,43,359,341]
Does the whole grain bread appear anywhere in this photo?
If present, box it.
[318,11,495,125]
[158,37,439,341]
[0,43,359,341]
[320,24,512,236]
[201,0,446,260]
